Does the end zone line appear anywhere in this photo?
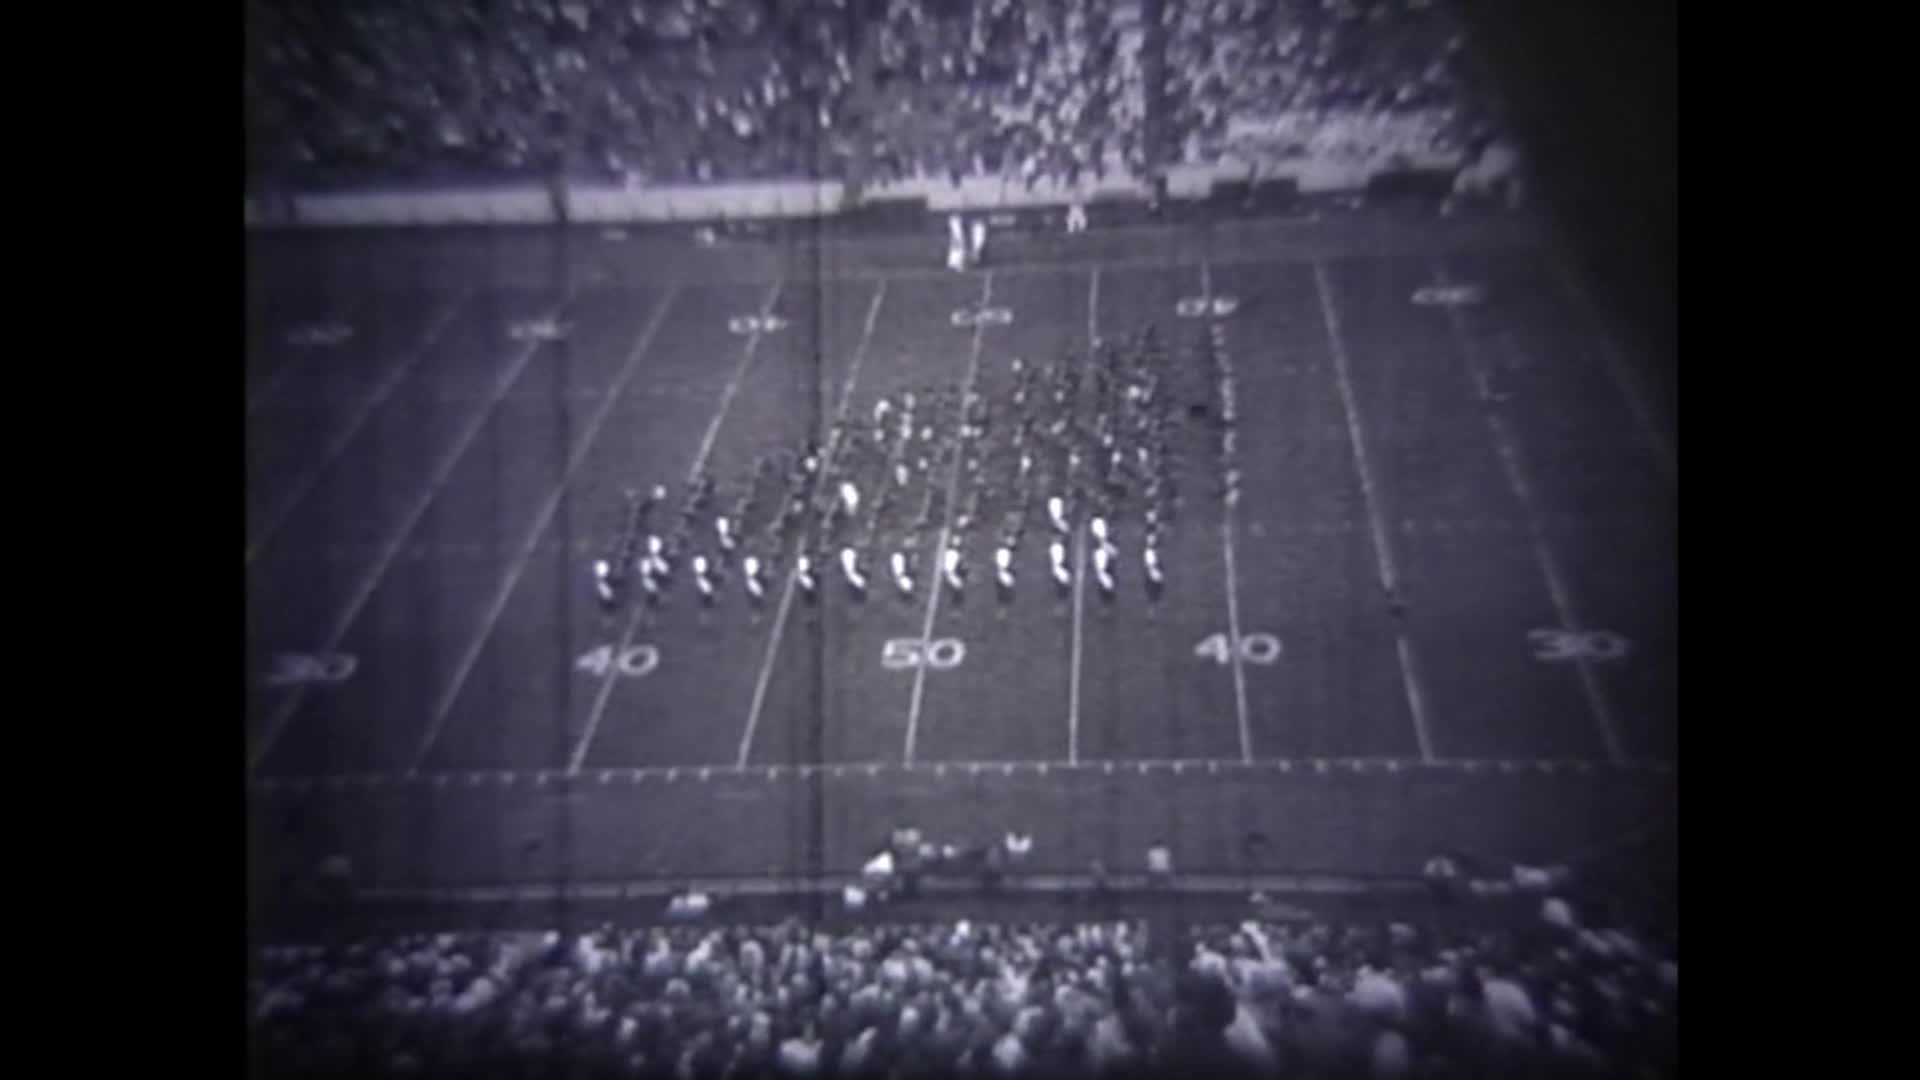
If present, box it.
[1202,261,1254,765]
[248,289,474,566]
[567,281,784,777]
[1067,266,1100,766]
[1431,261,1626,765]
[410,287,680,777]
[736,278,890,767]
[1311,261,1437,764]
[902,271,994,765]
[249,293,572,776]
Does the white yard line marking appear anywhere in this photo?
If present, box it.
[736,279,890,766]
[902,272,994,765]
[1067,266,1100,766]
[1204,261,1254,765]
[1311,261,1437,763]
[409,288,681,776]
[567,281,785,776]
[1432,261,1627,765]
[247,290,474,566]
[249,292,574,775]
[1548,248,1676,486]
[247,298,365,416]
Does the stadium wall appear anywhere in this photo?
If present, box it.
[247,154,1463,230]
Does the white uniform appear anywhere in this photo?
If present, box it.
[1143,546,1163,591]
[742,556,765,601]
[1048,496,1068,535]
[593,560,616,606]
[1050,540,1071,588]
[942,546,964,591]
[1093,544,1116,593]
[839,481,860,518]
[1066,202,1087,234]
[840,546,866,590]
[692,555,715,600]
[994,546,1016,590]
[716,516,735,552]
[795,554,817,595]
[1090,517,1109,546]
[891,551,914,595]
[969,220,987,262]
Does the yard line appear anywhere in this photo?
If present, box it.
[247,298,365,416]
[736,279,890,767]
[247,289,474,566]
[568,281,784,776]
[1311,261,1437,763]
[1431,261,1627,765]
[1547,247,1676,486]
[902,272,994,765]
[1203,261,1254,765]
[1067,267,1100,766]
[249,291,576,775]
[408,287,681,776]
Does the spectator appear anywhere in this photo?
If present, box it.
[1146,843,1174,887]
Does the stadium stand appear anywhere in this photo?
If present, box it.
[250,899,1674,1077]
[1159,0,1489,174]
[244,0,1493,193]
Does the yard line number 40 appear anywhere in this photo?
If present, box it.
[1193,632,1282,665]
[575,644,661,679]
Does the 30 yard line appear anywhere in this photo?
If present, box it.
[1204,261,1254,764]
[247,289,474,566]
[249,291,576,775]
[1431,260,1626,764]
[567,281,784,776]
[408,287,680,776]
[1067,266,1100,765]
[902,272,994,765]
[1311,261,1437,763]
[736,279,890,767]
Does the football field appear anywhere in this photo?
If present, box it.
[246,211,1675,895]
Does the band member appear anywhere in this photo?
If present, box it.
[592,559,617,612]
[840,546,868,599]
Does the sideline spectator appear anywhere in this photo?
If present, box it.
[252,896,1675,1077]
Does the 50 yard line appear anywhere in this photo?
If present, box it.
[566,281,784,776]
[902,272,994,765]
[1067,267,1100,765]
[735,279,890,767]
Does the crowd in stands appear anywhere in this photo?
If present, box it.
[1162,0,1491,173]
[246,0,1495,192]
[251,893,1674,1078]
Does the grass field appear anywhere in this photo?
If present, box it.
[245,211,1675,896]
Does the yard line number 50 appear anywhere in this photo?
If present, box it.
[882,638,966,671]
